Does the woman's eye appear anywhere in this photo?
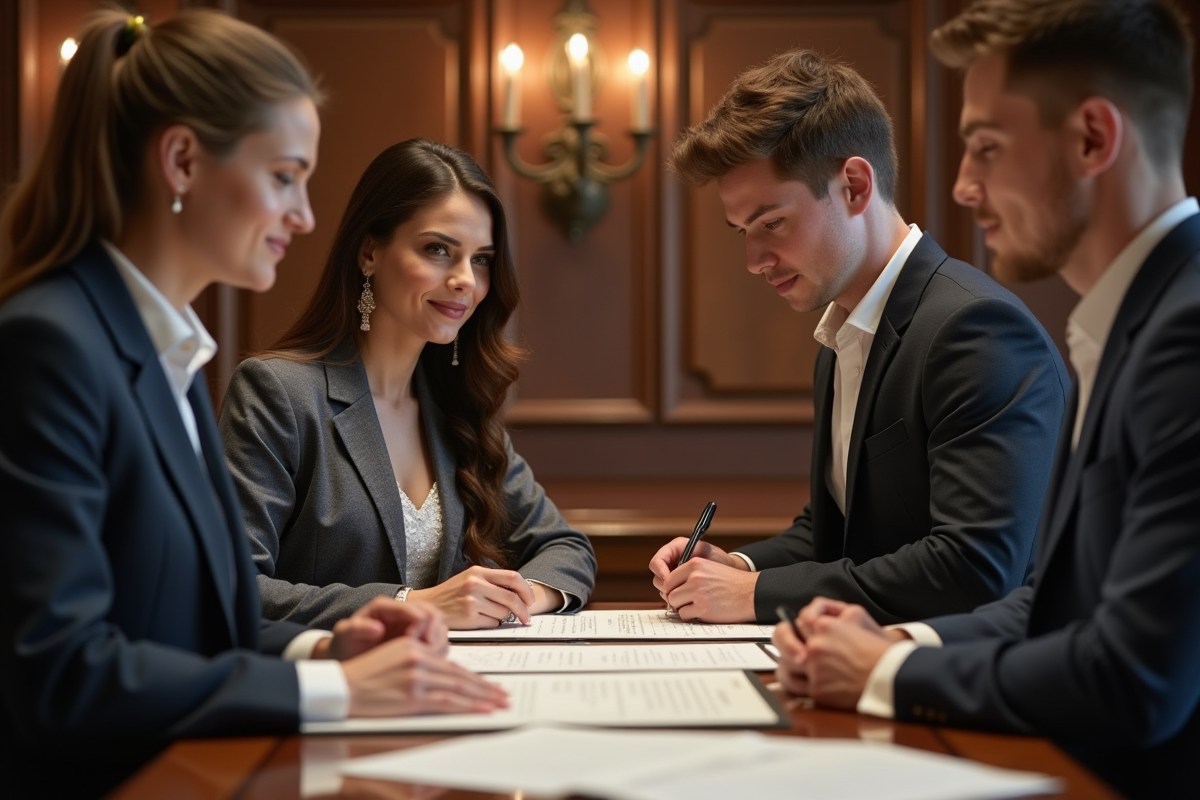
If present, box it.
[425,242,449,257]
[471,254,493,268]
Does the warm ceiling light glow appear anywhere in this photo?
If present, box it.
[60,37,78,62]
[628,49,649,75]
[567,33,589,61]
[500,43,524,74]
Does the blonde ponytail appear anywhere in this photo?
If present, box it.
[0,8,320,302]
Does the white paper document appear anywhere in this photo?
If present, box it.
[448,609,775,641]
[303,670,784,734]
[338,725,1062,800]
[448,642,777,672]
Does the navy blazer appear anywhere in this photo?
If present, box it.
[896,215,1200,799]
[0,248,307,795]
[737,234,1069,624]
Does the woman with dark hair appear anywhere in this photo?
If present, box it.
[220,139,596,630]
[0,13,504,796]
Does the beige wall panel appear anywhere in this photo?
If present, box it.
[685,15,904,394]
[243,17,459,352]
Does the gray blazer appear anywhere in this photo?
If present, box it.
[218,348,596,629]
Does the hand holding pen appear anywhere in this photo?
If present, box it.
[678,501,717,566]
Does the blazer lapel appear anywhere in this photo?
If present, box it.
[809,349,842,560]
[326,354,409,580]
[1039,214,1200,569]
[192,375,260,647]
[70,252,238,644]
[413,365,467,579]
[842,234,944,532]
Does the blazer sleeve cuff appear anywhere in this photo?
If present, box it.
[857,640,920,719]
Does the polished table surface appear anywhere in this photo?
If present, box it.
[109,604,1120,800]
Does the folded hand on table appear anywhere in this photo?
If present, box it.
[773,596,906,710]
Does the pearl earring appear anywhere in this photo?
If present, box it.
[357,276,375,331]
[170,192,183,214]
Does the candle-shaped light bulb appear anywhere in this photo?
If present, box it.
[568,33,589,61]
[60,37,78,62]
[567,33,592,121]
[628,49,650,131]
[499,43,524,129]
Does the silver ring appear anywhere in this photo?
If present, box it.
[503,611,518,625]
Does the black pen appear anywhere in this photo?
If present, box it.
[775,604,805,642]
[678,501,717,566]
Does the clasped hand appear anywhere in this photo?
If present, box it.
[314,596,508,717]
[772,597,902,710]
[648,536,758,623]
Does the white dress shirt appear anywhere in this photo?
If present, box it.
[104,242,349,723]
[732,223,923,572]
[855,198,1200,719]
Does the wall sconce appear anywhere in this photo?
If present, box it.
[495,0,654,242]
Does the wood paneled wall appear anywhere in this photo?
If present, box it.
[10,0,1200,486]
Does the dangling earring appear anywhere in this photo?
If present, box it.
[170,190,183,215]
[357,276,375,331]
[451,334,460,366]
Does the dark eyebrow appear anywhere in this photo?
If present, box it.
[960,119,1002,140]
[726,203,784,229]
[420,232,462,247]
[420,232,497,252]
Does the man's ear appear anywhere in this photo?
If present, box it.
[841,156,875,217]
[358,238,378,277]
[1069,96,1123,178]
[157,124,200,199]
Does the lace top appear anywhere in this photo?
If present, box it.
[398,482,444,589]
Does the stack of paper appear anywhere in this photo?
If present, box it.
[303,670,787,734]
[448,609,775,641]
[447,642,778,672]
[339,725,1062,800]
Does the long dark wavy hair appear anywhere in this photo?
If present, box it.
[267,139,524,568]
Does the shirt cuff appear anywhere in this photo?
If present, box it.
[856,640,920,720]
[282,629,333,661]
[527,579,574,612]
[730,551,757,572]
[888,622,943,647]
[295,660,351,723]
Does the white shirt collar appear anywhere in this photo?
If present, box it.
[1068,197,1199,352]
[814,223,923,350]
[101,240,217,395]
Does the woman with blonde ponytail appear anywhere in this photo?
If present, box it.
[0,10,503,796]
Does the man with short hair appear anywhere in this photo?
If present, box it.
[774,2,1200,796]
[650,49,1068,625]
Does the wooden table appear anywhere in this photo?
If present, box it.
[109,604,1121,800]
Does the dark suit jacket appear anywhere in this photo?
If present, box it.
[895,215,1200,799]
[218,348,597,629]
[0,248,307,796]
[737,234,1068,624]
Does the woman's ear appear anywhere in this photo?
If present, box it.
[358,238,377,277]
[157,124,200,201]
